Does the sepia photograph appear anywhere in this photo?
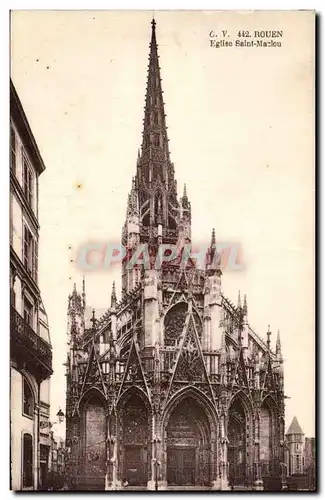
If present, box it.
[9,10,315,491]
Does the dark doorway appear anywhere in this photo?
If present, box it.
[122,393,149,486]
[228,399,247,487]
[167,447,196,485]
[22,433,33,488]
[125,445,147,486]
[166,397,211,486]
[81,395,106,490]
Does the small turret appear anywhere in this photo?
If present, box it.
[67,281,85,344]
[241,294,248,357]
[243,294,247,316]
[110,281,117,341]
[181,183,190,210]
[254,348,260,389]
[286,417,304,475]
[206,228,217,271]
[111,281,117,309]
[178,184,191,243]
[276,329,283,360]
[90,309,96,334]
[266,324,271,351]
[108,328,116,386]
[211,227,216,246]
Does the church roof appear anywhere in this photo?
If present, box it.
[286,416,304,435]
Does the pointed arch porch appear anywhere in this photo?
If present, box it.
[78,388,108,490]
[227,391,255,488]
[161,387,219,488]
[116,386,152,487]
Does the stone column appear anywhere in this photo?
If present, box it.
[204,272,223,351]
[144,270,159,347]
[253,411,263,490]
[105,414,122,490]
[211,415,230,490]
[220,412,230,490]
[147,413,165,490]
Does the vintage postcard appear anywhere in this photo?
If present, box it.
[10,10,315,491]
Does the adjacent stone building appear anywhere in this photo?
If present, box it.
[10,80,53,490]
[65,20,285,491]
[285,416,304,476]
[284,418,316,490]
[303,437,316,490]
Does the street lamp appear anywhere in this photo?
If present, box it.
[56,408,65,424]
[40,408,65,430]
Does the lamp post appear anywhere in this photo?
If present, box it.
[40,408,65,430]
[56,408,65,424]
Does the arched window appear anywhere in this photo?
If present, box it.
[154,191,163,220]
[164,303,188,347]
[23,378,34,418]
[22,433,33,488]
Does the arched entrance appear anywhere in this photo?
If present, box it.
[81,392,107,490]
[228,398,247,487]
[166,397,211,486]
[119,391,149,486]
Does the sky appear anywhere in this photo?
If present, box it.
[10,10,314,438]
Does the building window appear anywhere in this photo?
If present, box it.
[22,433,33,488]
[33,240,38,283]
[10,268,16,307]
[23,154,34,207]
[23,225,34,275]
[23,297,34,329]
[10,126,16,174]
[154,134,160,147]
[295,455,300,472]
[23,378,34,417]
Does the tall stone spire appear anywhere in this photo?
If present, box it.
[141,19,170,165]
[136,19,178,233]
[122,19,183,295]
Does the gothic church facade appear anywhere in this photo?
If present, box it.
[65,20,285,491]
